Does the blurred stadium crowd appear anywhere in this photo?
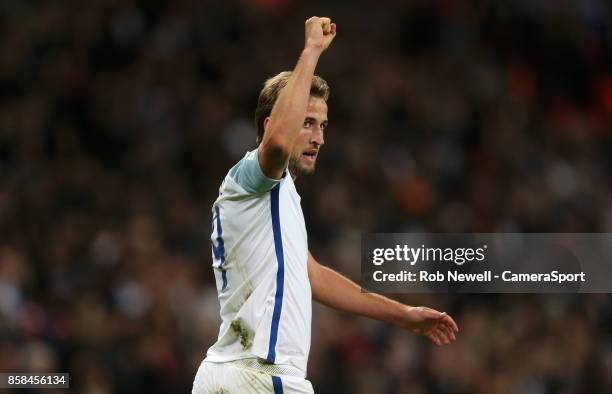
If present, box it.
[1,0,612,392]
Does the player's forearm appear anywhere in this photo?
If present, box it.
[263,47,321,155]
[309,257,408,326]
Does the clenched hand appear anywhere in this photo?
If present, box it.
[304,16,336,52]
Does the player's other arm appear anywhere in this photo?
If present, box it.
[307,252,459,345]
[258,17,336,179]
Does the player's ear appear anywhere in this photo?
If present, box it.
[263,117,271,131]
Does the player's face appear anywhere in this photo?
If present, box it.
[289,96,328,176]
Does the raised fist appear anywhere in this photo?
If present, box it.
[304,16,336,52]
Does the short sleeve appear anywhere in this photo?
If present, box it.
[229,149,281,194]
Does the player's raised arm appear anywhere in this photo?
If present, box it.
[258,17,336,179]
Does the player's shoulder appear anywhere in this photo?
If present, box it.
[226,148,281,195]
[228,149,258,177]
[214,151,251,198]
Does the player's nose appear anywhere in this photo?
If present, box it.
[311,127,324,146]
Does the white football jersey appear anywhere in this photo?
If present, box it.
[204,149,312,377]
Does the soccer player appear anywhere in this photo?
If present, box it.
[193,17,459,394]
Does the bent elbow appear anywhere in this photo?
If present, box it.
[262,131,292,158]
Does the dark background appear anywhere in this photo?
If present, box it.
[1,0,611,392]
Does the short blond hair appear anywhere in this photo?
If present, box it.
[254,71,330,144]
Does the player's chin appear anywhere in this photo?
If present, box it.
[298,163,316,175]
[297,158,316,175]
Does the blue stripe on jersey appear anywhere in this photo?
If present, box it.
[267,183,285,363]
[214,206,228,290]
[272,376,283,394]
[221,269,227,290]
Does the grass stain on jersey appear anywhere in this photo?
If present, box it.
[230,319,253,350]
[213,389,230,394]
